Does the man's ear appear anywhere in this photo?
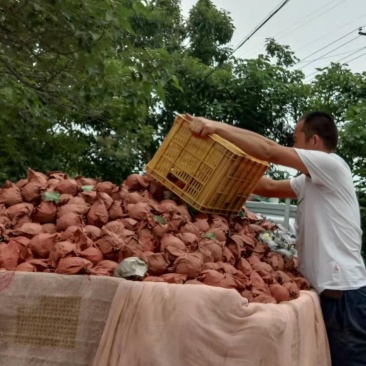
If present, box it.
[312,134,321,147]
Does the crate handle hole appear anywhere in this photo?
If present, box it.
[167,173,186,190]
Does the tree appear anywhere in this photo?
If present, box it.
[2,0,365,259]
[0,0,306,183]
[186,0,234,65]
[0,0,177,182]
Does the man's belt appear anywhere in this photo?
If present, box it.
[320,289,344,299]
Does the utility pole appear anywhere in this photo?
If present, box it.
[359,27,366,36]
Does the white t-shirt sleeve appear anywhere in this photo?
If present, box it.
[290,174,306,198]
[294,149,344,187]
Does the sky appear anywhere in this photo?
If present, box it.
[180,0,366,80]
[180,0,366,177]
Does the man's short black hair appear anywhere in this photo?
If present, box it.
[300,111,338,151]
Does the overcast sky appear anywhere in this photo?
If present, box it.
[181,0,366,80]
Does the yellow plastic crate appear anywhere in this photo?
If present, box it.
[145,115,269,215]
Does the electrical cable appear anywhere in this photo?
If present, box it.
[298,25,365,63]
[295,13,366,53]
[239,0,349,59]
[296,46,366,63]
[305,49,366,83]
[276,0,346,40]
[232,0,291,53]
[200,0,291,83]
[298,34,360,70]
[336,46,366,63]
[339,49,366,64]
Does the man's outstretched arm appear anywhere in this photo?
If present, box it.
[187,114,309,175]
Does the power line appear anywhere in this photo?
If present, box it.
[297,24,366,80]
[298,26,364,63]
[298,34,360,70]
[296,46,366,63]
[295,13,366,54]
[305,48,366,83]
[239,0,348,59]
[336,46,366,63]
[304,70,322,82]
[200,0,291,83]
[237,41,266,60]
[276,0,346,40]
[232,0,291,54]
[341,49,366,64]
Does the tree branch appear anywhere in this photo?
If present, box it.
[0,54,50,93]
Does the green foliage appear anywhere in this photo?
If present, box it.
[341,103,366,180]
[0,1,365,260]
[129,0,185,51]
[307,63,366,123]
[0,0,175,182]
[186,0,234,65]
[0,0,306,183]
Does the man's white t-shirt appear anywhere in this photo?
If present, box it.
[290,149,366,293]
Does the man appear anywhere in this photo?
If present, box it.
[187,111,366,366]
